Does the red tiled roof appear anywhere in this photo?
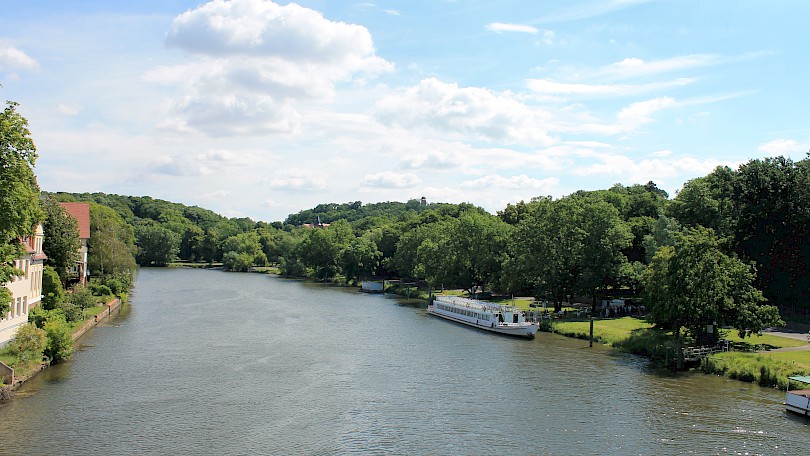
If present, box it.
[59,202,91,239]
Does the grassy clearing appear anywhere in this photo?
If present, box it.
[546,317,653,346]
[723,332,807,350]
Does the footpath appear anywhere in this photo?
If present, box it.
[1,297,123,392]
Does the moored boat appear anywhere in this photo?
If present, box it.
[785,376,810,417]
[427,295,538,339]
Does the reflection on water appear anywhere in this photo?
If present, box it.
[0,268,807,455]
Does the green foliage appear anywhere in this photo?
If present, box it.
[340,233,382,283]
[88,203,137,280]
[702,351,810,390]
[221,231,267,272]
[509,195,632,308]
[41,265,65,310]
[88,282,112,297]
[42,194,80,284]
[7,323,46,369]
[68,284,97,311]
[134,221,180,266]
[644,227,782,344]
[43,315,73,363]
[1,100,44,315]
[298,220,353,279]
[104,278,126,296]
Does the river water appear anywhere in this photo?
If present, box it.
[0,268,807,455]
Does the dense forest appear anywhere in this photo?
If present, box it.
[53,155,810,344]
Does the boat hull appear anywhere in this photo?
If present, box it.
[427,305,537,339]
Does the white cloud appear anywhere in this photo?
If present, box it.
[535,0,654,23]
[201,190,231,199]
[57,103,81,116]
[486,22,539,34]
[460,174,559,190]
[375,77,556,147]
[593,55,720,79]
[398,149,464,170]
[360,171,420,188]
[265,170,326,192]
[149,0,393,137]
[527,78,693,98]
[0,43,39,71]
[146,155,210,177]
[757,139,805,157]
[572,153,734,185]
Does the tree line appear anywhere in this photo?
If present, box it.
[4,96,808,350]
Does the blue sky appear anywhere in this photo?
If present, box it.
[2,0,808,222]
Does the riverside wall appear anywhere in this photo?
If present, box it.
[72,297,123,341]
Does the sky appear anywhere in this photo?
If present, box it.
[2,0,809,222]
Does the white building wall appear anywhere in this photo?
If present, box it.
[0,225,45,346]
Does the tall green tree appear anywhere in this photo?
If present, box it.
[42,195,80,284]
[644,227,782,344]
[339,233,382,284]
[221,231,267,272]
[298,220,353,280]
[1,101,43,315]
[134,222,180,266]
[88,203,136,280]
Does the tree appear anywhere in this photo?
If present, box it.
[88,203,136,280]
[8,323,46,369]
[41,265,65,310]
[1,101,43,315]
[134,222,180,266]
[339,233,382,284]
[43,315,73,363]
[298,220,353,280]
[510,196,631,310]
[447,211,510,295]
[644,227,782,345]
[221,231,267,272]
[42,194,80,284]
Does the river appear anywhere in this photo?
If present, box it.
[0,268,807,455]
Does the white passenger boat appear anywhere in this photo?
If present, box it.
[785,375,810,417]
[427,295,538,339]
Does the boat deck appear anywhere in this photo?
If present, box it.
[789,389,810,398]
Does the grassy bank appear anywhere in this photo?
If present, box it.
[701,351,810,389]
[544,317,810,388]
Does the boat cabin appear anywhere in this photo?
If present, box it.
[785,375,810,417]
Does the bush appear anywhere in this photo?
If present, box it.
[68,284,97,310]
[58,301,83,323]
[41,266,65,310]
[43,316,73,363]
[7,323,46,369]
[104,278,125,296]
[88,283,112,297]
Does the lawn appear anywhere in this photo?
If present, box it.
[724,332,807,350]
[549,317,653,346]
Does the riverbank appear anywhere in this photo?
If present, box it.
[381,282,810,388]
[542,316,810,389]
[0,297,123,396]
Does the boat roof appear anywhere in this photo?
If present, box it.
[788,375,810,384]
[434,295,516,311]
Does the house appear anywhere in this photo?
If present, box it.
[0,224,46,346]
[59,202,90,286]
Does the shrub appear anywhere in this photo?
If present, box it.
[8,323,46,369]
[88,283,112,297]
[68,284,97,310]
[58,301,83,323]
[43,316,73,363]
[104,278,125,296]
[41,266,65,310]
